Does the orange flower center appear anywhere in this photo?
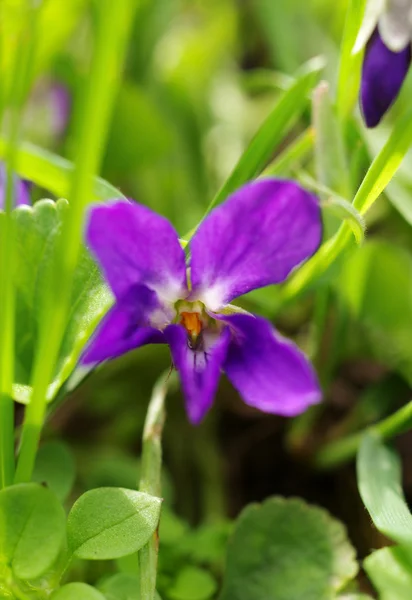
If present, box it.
[179,311,203,340]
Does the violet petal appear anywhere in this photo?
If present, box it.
[165,324,231,424]
[220,313,321,416]
[81,284,167,365]
[86,199,188,302]
[0,163,31,208]
[361,28,411,127]
[189,179,322,311]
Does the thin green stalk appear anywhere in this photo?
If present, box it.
[0,5,37,488]
[262,127,314,177]
[280,107,412,304]
[314,400,412,470]
[15,0,136,484]
[139,372,176,600]
[336,0,366,121]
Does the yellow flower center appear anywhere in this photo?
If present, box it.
[179,311,203,340]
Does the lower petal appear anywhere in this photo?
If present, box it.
[81,285,167,365]
[221,313,321,416]
[165,324,230,424]
[361,29,411,127]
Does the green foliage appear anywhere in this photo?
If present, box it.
[219,497,358,600]
[67,487,162,560]
[32,440,76,502]
[338,241,412,383]
[99,573,163,600]
[51,582,106,600]
[0,139,126,201]
[357,433,412,545]
[168,566,217,600]
[98,573,140,600]
[364,546,412,600]
[12,198,112,403]
[0,483,66,580]
[196,56,325,226]
[336,0,366,119]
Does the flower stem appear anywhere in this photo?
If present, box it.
[314,400,412,470]
[14,0,136,484]
[139,371,176,600]
[0,5,37,488]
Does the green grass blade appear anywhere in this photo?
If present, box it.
[336,0,366,120]
[297,171,365,244]
[263,128,314,177]
[312,82,350,198]
[186,56,324,238]
[357,433,412,545]
[0,139,125,201]
[280,107,412,303]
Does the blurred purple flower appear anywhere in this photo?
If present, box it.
[0,163,30,209]
[82,179,323,424]
[355,0,412,127]
[25,79,71,142]
[48,83,71,137]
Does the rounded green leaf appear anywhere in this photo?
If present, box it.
[220,497,358,600]
[33,441,76,502]
[169,566,217,600]
[98,573,140,600]
[0,483,66,579]
[67,487,162,559]
[51,583,106,600]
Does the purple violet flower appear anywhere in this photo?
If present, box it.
[82,178,323,424]
[355,0,412,127]
[0,163,31,209]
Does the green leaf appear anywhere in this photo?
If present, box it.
[192,56,324,229]
[312,82,350,198]
[169,566,217,600]
[32,441,76,502]
[98,573,140,600]
[12,199,113,403]
[364,546,412,600]
[337,241,412,383]
[263,128,314,178]
[67,487,162,560]
[357,433,412,545]
[51,583,106,600]
[336,0,366,120]
[362,124,412,225]
[280,104,412,304]
[322,196,365,244]
[219,497,358,600]
[0,483,66,579]
[297,171,365,244]
[0,138,125,201]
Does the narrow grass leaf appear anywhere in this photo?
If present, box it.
[0,139,125,201]
[336,0,366,120]
[357,433,412,545]
[199,57,324,221]
[280,106,412,303]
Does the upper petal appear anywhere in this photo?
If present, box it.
[221,313,321,416]
[379,0,412,52]
[81,284,167,365]
[353,0,385,53]
[189,179,322,311]
[86,200,188,302]
[165,324,230,424]
[360,28,411,128]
